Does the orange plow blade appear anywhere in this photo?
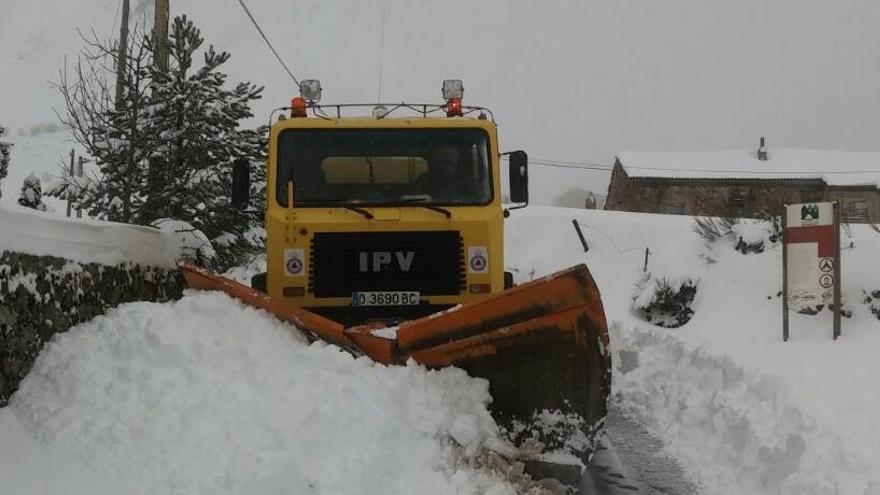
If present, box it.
[400,264,611,462]
[181,264,356,352]
[182,262,610,467]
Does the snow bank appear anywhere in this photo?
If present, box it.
[507,206,880,494]
[0,204,181,268]
[8,291,517,495]
[0,409,146,495]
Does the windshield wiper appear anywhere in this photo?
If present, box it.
[302,197,374,219]
[397,197,452,218]
[344,205,374,219]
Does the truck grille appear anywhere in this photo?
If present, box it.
[309,231,465,298]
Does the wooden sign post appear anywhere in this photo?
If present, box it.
[782,201,841,341]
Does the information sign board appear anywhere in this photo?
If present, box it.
[782,202,841,341]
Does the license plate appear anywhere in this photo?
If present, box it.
[352,291,420,307]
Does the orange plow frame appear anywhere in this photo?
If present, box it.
[182,262,611,466]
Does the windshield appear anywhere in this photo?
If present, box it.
[276,128,492,207]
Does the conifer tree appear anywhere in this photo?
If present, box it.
[142,16,264,267]
[0,124,11,199]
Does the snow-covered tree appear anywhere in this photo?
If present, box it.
[55,23,156,223]
[0,123,11,198]
[54,16,266,269]
[18,173,47,211]
[141,15,265,268]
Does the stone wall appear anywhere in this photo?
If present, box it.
[0,251,184,405]
[605,163,880,222]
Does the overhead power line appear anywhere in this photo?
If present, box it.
[500,156,612,171]
[531,160,612,171]
[508,156,880,176]
[235,0,299,86]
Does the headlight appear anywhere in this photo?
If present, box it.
[299,79,322,102]
[441,79,464,100]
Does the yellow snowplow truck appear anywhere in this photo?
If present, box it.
[183,80,610,482]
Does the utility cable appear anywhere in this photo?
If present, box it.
[235,0,300,86]
[507,156,880,175]
[377,8,386,102]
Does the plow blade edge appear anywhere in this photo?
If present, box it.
[181,262,610,463]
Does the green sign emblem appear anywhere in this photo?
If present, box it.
[801,203,820,221]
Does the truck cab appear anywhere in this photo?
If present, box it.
[234,81,528,325]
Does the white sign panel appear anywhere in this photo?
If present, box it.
[786,242,819,306]
[786,202,833,228]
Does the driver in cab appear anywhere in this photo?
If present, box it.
[415,145,477,201]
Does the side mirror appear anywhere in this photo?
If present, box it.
[232,158,251,210]
[508,150,528,204]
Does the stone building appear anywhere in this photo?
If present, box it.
[605,143,880,223]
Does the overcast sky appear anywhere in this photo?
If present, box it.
[2,0,879,202]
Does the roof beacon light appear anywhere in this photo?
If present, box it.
[291,97,308,118]
[299,79,322,103]
[442,79,464,100]
[445,97,463,117]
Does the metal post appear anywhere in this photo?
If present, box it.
[833,201,842,340]
[644,247,650,272]
[114,0,130,109]
[571,219,589,252]
[153,0,170,74]
[782,207,789,341]
[76,157,85,219]
[66,149,75,217]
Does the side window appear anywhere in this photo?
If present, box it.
[841,197,869,223]
[729,186,750,216]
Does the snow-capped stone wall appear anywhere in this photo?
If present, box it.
[0,205,185,405]
[0,252,183,405]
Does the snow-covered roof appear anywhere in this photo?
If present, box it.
[616,149,880,188]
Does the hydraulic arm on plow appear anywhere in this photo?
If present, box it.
[182,80,611,481]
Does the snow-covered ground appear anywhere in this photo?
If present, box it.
[508,207,880,494]
[3,206,880,494]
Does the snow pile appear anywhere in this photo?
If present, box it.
[0,204,181,267]
[612,325,820,493]
[8,292,518,495]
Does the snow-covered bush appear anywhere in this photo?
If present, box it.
[730,220,777,254]
[0,123,11,197]
[693,216,779,254]
[151,218,216,266]
[633,275,698,328]
[18,173,47,211]
[692,216,738,243]
[863,290,880,321]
